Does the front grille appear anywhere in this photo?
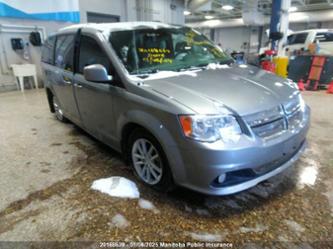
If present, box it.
[243,95,303,139]
[244,106,283,127]
[243,106,286,139]
[252,118,286,138]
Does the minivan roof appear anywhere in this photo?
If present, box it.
[59,21,180,33]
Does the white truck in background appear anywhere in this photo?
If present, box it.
[258,29,333,56]
[285,29,333,55]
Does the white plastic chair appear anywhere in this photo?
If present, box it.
[11,64,38,92]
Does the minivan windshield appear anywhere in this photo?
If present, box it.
[109,27,232,75]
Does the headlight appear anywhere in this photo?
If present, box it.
[179,114,242,143]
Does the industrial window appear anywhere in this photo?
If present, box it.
[315,32,333,42]
[41,36,56,65]
[54,34,75,72]
[287,33,308,45]
[78,35,111,74]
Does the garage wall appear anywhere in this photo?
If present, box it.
[214,27,251,52]
[80,0,185,24]
[79,0,126,23]
[126,0,184,25]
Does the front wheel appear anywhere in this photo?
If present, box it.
[129,129,174,192]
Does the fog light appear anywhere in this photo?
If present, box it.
[217,174,226,183]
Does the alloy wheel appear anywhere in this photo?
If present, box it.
[131,138,163,185]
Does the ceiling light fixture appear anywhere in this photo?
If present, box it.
[289,6,298,12]
[222,5,234,11]
[184,10,191,16]
[205,15,214,19]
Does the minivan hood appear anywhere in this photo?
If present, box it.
[144,65,299,116]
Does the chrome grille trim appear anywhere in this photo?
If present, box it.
[288,109,303,131]
[252,118,286,139]
[243,106,284,127]
[243,105,286,139]
[243,95,304,139]
[283,95,301,115]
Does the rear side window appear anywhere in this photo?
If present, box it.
[55,34,75,72]
[41,36,56,64]
[287,33,308,45]
[78,35,111,74]
[315,32,333,42]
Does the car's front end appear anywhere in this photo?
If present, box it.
[172,93,310,195]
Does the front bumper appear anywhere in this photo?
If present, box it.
[170,106,310,195]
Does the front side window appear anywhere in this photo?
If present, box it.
[55,34,75,71]
[109,27,231,75]
[287,33,308,45]
[41,36,56,65]
[78,35,111,74]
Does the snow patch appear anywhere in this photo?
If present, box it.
[129,70,199,81]
[207,63,231,70]
[284,219,305,236]
[277,235,289,242]
[138,199,160,214]
[61,22,176,37]
[187,232,224,242]
[239,224,268,233]
[109,214,130,229]
[128,63,231,82]
[297,157,319,189]
[91,177,140,199]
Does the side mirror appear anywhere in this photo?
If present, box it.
[83,64,113,83]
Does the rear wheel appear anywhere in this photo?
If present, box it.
[52,96,67,122]
[128,128,174,192]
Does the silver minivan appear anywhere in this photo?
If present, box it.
[41,22,310,195]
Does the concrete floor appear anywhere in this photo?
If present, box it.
[0,89,332,248]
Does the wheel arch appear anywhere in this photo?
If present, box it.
[118,110,184,182]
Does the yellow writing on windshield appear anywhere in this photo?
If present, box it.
[138,47,173,64]
[138,48,171,54]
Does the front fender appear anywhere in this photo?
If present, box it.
[116,110,187,184]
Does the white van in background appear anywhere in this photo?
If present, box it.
[285,29,333,55]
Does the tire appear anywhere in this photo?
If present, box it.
[128,128,174,192]
[52,96,68,122]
